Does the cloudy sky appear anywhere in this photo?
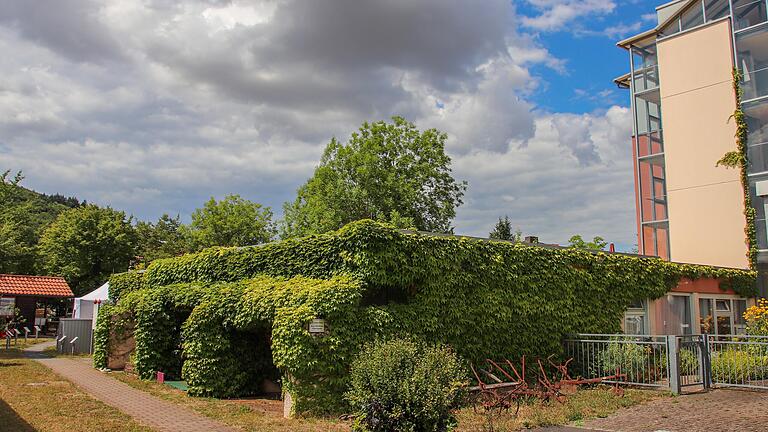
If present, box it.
[0,0,659,250]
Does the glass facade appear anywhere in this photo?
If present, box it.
[629,41,670,259]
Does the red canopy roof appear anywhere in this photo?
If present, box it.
[0,274,74,298]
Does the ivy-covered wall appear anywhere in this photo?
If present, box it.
[108,270,146,303]
[94,220,756,414]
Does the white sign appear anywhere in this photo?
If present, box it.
[308,318,327,335]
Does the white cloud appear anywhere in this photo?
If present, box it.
[520,0,616,31]
[0,0,638,249]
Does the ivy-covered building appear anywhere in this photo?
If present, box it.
[614,0,767,335]
[94,221,755,413]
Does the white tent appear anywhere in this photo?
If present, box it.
[73,282,109,325]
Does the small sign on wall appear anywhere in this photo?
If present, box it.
[308,318,328,336]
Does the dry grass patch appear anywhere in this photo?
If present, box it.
[110,370,665,432]
[110,371,349,432]
[0,349,152,432]
[455,386,668,431]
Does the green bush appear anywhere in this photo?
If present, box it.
[346,339,468,432]
[711,349,768,383]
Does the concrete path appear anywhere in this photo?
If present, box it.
[25,341,236,432]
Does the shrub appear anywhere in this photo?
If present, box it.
[744,298,768,336]
[597,339,652,382]
[711,349,768,383]
[346,339,468,432]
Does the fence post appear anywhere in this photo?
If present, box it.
[667,335,680,395]
[702,334,712,390]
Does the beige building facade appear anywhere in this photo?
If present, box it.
[615,0,768,335]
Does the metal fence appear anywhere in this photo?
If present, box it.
[564,334,669,388]
[565,333,768,394]
[708,335,768,390]
[56,318,93,354]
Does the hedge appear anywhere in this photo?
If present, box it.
[95,220,756,414]
[181,274,371,414]
[108,271,146,303]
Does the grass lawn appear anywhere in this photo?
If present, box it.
[0,348,152,432]
[111,370,666,432]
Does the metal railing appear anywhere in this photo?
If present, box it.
[708,335,768,390]
[566,333,768,394]
[564,334,669,389]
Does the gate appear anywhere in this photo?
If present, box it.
[670,335,707,393]
[566,333,768,394]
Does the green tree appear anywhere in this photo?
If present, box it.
[38,205,137,295]
[0,170,79,274]
[568,234,608,250]
[489,215,522,241]
[188,194,275,249]
[135,214,190,264]
[281,116,467,238]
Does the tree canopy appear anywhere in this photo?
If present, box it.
[188,194,275,249]
[135,214,189,263]
[0,171,79,274]
[568,234,608,250]
[38,205,137,296]
[281,116,466,238]
[489,216,522,241]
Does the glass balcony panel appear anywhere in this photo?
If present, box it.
[681,2,705,30]
[757,218,768,249]
[659,17,680,37]
[741,67,768,101]
[705,0,730,21]
[748,143,768,173]
[745,99,768,146]
[733,0,768,30]
[633,66,660,92]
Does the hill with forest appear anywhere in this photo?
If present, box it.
[0,171,82,275]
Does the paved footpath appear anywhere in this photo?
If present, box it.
[25,341,236,432]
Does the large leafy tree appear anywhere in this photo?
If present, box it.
[135,214,190,264]
[38,205,137,295]
[187,194,275,249]
[282,116,467,237]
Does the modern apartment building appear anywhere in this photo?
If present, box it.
[614,0,767,335]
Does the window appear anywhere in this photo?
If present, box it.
[705,0,731,21]
[624,299,647,335]
[681,2,705,31]
[699,298,748,335]
[0,298,14,317]
[733,0,768,30]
